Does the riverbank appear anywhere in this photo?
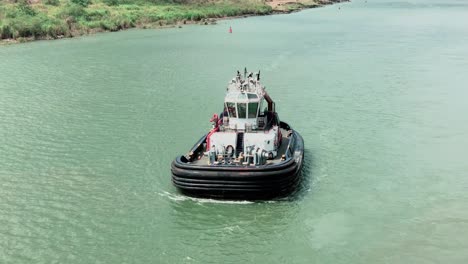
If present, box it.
[0,0,347,45]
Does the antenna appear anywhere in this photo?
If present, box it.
[244,67,247,79]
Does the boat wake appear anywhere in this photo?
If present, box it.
[157,191,255,205]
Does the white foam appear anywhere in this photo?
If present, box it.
[158,191,255,204]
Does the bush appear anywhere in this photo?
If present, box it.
[85,8,110,20]
[18,2,37,16]
[41,19,68,38]
[4,13,69,39]
[71,0,92,7]
[1,24,14,39]
[99,19,118,31]
[12,17,43,38]
[185,10,203,21]
[59,3,87,18]
[103,0,119,6]
[44,0,61,6]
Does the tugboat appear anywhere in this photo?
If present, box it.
[171,69,304,199]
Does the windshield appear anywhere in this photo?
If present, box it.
[248,102,259,118]
[226,102,237,118]
[238,103,247,118]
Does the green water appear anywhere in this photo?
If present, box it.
[1,0,468,263]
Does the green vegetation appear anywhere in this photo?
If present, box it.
[0,0,339,43]
[0,0,272,42]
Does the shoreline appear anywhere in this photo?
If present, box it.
[0,0,348,46]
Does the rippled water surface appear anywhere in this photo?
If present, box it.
[1,0,468,263]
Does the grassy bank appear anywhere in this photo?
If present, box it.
[0,0,344,43]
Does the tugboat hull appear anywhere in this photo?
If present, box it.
[171,130,304,200]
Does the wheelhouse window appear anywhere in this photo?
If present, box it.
[238,93,247,100]
[238,103,247,118]
[248,102,259,118]
[226,102,237,118]
[259,98,268,115]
